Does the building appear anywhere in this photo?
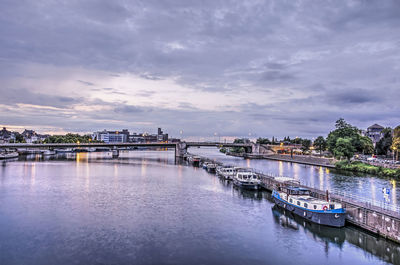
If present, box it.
[92,129,129,143]
[0,127,15,143]
[22,129,38,143]
[157,128,168,142]
[365,124,385,146]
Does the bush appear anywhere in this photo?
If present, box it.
[335,161,400,178]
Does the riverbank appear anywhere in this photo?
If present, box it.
[336,161,400,178]
[226,152,336,168]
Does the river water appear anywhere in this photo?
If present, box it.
[0,150,399,265]
[189,147,400,210]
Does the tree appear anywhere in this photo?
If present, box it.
[333,137,355,160]
[358,136,374,155]
[301,139,312,154]
[14,133,25,143]
[313,136,327,156]
[375,127,393,155]
[256,137,271,144]
[392,126,400,160]
[327,118,359,153]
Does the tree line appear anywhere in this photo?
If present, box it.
[235,118,400,160]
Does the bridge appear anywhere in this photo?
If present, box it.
[0,142,255,158]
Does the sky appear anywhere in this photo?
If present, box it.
[0,0,399,138]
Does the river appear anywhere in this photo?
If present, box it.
[0,149,398,265]
[189,147,400,210]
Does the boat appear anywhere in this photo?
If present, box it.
[0,152,19,159]
[42,150,56,156]
[206,163,217,173]
[54,148,73,153]
[232,169,261,190]
[202,162,210,169]
[272,181,346,227]
[216,166,235,180]
[191,156,201,167]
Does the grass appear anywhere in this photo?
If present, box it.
[335,160,400,178]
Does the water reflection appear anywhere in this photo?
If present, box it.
[0,150,399,265]
[271,205,400,264]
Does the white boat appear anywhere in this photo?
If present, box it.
[217,166,235,180]
[0,152,19,159]
[42,150,56,156]
[232,169,261,190]
[54,148,73,153]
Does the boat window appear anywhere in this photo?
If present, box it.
[253,175,257,179]
[313,205,317,210]
[289,199,293,203]
[330,204,335,210]
[297,201,300,206]
[304,203,308,208]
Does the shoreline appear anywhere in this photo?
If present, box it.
[227,152,336,168]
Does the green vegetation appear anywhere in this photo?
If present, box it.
[313,136,327,155]
[375,127,392,155]
[229,138,248,153]
[256,137,271,144]
[392,126,400,160]
[219,147,227,153]
[301,139,311,153]
[336,161,400,178]
[327,118,374,160]
[44,133,100,144]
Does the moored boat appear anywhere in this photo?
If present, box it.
[42,150,56,156]
[217,166,235,180]
[206,163,217,173]
[272,183,346,228]
[202,162,210,169]
[191,156,201,167]
[54,148,73,153]
[0,151,19,159]
[232,169,261,190]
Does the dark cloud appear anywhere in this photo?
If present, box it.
[0,0,399,137]
[77,80,95,86]
[0,87,82,108]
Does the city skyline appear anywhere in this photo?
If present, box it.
[1,1,399,137]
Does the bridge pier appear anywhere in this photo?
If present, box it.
[251,143,260,154]
[112,147,119,158]
[175,142,187,158]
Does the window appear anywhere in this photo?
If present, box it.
[330,204,335,210]
[313,205,317,210]
[304,203,308,208]
[297,201,300,206]
[289,199,293,203]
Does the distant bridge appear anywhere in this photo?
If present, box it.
[0,142,254,158]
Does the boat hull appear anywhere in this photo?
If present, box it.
[273,196,346,228]
[233,179,259,190]
[207,167,216,173]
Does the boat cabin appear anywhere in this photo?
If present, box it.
[282,186,311,196]
[236,172,260,180]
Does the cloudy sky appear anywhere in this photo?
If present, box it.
[1,0,399,138]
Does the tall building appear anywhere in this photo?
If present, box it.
[157,128,168,142]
